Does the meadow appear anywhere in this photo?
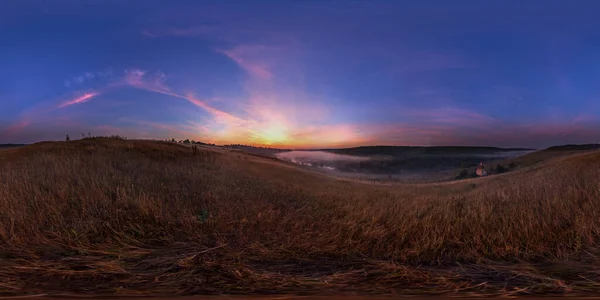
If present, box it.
[1,137,599,297]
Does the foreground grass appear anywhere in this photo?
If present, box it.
[1,138,600,297]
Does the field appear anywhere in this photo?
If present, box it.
[1,138,600,297]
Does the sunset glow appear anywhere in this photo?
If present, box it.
[1,1,599,148]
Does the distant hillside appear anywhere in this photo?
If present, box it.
[0,143,25,148]
[546,144,600,151]
[275,146,534,175]
[223,144,287,157]
[503,144,600,170]
[322,145,533,156]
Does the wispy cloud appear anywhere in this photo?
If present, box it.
[57,92,99,108]
[64,69,114,88]
[401,107,501,128]
[573,114,598,124]
[218,46,274,80]
[1,119,30,136]
[138,24,349,146]
[119,68,251,132]
[208,37,354,146]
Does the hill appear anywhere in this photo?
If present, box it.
[0,143,25,149]
[547,143,600,151]
[1,137,600,297]
[322,145,533,156]
[499,143,600,170]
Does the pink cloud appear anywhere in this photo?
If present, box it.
[402,107,501,128]
[118,68,252,132]
[283,124,369,148]
[138,29,344,147]
[219,46,274,80]
[1,119,31,136]
[57,92,99,108]
[185,94,250,127]
[136,26,491,148]
[184,121,211,134]
[573,114,598,124]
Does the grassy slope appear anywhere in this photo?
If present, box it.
[464,147,598,180]
[506,147,600,169]
[1,138,600,296]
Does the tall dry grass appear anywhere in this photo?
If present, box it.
[1,137,600,296]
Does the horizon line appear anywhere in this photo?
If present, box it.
[0,138,556,151]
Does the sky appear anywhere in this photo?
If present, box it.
[1,0,599,149]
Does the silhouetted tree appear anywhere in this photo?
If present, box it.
[456,169,469,179]
[495,164,507,174]
[66,134,70,141]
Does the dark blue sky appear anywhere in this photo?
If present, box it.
[1,0,599,148]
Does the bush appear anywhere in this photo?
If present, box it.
[495,164,507,174]
[456,169,478,180]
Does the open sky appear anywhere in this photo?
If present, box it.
[1,0,599,148]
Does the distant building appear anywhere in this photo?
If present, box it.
[476,162,488,177]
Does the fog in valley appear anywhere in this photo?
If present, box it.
[275,151,370,171]
[275,149,533,181]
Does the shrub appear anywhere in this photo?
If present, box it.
[495,164,507,174]
[456,169,477,179]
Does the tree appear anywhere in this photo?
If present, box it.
[183,139,191,144]
[508,162,517,169]
[66,134,70,141]
[495,164,507,174]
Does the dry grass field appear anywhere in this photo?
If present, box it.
[1,137,600,297]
